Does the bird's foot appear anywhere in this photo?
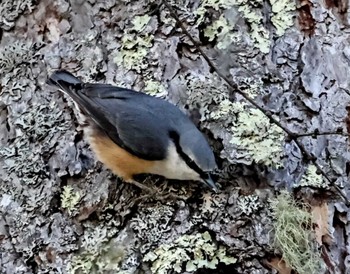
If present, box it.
[126,179,156,194]
[126,179,181,202]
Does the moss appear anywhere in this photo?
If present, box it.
[270,191,325,273]
[61,186,81,215]
[297,164,329,188]
[144,231,236,273]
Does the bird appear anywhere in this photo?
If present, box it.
[47,70,218,193]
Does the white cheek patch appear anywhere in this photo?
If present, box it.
[149,143,201,181]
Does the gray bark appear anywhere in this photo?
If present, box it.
[0,0,350,273]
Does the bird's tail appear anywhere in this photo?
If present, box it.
[46,70,83,92]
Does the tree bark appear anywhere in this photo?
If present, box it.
[1,0,349,273]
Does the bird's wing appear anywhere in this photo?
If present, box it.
[47,70,216,169]
[74,84,170,160]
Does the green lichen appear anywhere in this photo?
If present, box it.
[239,77,265,98]
[144,231,236,274]
[186,74,228,121]
[160,9,176,28]
[196,0,236,24]
[235,0,270,53]
[197,0,270,53]
[229,105,285,167]
[143,79,167,96]
[185,74,283,167]
[198,0,295,53]
[270,191,325,274]
[297,165,329,188]
[68,227,124,274]
[210,99,242,120]
[269,0,295,36]
[114,14,154,72]
[132,15,151,32]
[204,14,240,50]
[204,15,227,41]
[114,34,153,72]
[61,186,81,215]
[237,195,261,215]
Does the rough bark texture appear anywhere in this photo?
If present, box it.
[1,0,350,273]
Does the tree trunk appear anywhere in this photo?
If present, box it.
[1,0,349,273]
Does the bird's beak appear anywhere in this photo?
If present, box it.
[202,175,219,193]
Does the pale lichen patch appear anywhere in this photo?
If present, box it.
[132,15,151,32]
[184,73,284,167]
[113,13,156,72]
[61,186,81,215]
[270,0,296,36]
[229,106,285,167]
[237,195,261,215]
[144,231,236,273]
[204,14,240,50]
[67,226,125,274]
[197,0,295,53]
[144,79,167,97]
[197,0,270,53]
[297,164,329,188]
[114,34,154,72]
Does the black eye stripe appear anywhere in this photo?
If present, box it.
[168,131,206,178]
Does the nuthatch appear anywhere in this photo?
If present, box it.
[47,70,218,192]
